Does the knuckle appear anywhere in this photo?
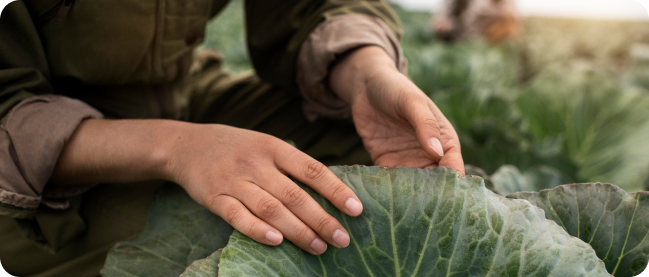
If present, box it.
[262,136,283,156]
[205,191,224,209]
[283,186,308,208]
[257,197,283,220]
[224,204,244,225]
[421,116,441,134]
[303,160,326,181]
[314,215,333,232]
[293,226,311,242]
[247,220,260,237]
[422,116,439,128]
[329,182,348,200]
[236,157,261,170]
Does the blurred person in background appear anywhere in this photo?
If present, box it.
[432,0,521,42]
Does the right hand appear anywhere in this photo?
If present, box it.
[165,124,363,255]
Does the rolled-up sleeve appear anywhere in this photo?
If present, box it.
[245,0,403,94]
[297,14,408,121]
[0,2,103,218]
[0,96,103,215]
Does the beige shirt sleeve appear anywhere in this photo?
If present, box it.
[297,14,408,121]
[0,95,102,214]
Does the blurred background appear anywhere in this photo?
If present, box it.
[201,0,649,193]
[400,0,648,20]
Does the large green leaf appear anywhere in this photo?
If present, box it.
[218,166,609,276]
[508,183,649,276]
[101,184,233,277]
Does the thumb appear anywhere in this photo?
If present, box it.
[402,100,444,161]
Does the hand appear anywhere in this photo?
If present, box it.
[50,120,363,255]
[330,46,465,175]
[166,124,362,255]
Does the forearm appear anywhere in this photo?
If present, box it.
[329,46,400,105]
[49,119,187,186]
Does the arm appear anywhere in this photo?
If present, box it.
[0,2,359,256]
[247,0,464,172]
[49,119,363,255]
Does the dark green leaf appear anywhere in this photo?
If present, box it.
[101,184,233,277]
[508,183,649,276]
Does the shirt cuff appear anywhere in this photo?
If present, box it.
[0,95,103,217]
[297,14,408,121]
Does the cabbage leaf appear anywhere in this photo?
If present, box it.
[509,183,649,276]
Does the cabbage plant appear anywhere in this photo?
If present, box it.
[101,166,649,276]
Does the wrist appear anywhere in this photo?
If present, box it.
[329,46,399,105]
[151,120,197,183]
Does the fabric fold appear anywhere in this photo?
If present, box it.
[297,14,408,121]
[0,95,103,213]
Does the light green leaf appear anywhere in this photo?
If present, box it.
[465,164,497,193]
[101,184,233,277]
[218,166,609,276]
[491,165,565,196]
[508,183,649,276]
[181,249,222,277]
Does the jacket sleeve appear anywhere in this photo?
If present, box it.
[244,0,403,94]
[0,2,103,219]
[296,14,408,121]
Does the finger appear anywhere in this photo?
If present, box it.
[273,144,363,218]
[266,171,351,248]
[399,96,444,161]
[235,183,328,255]
[209,194,284,246]
[439,144,465,176]
[427,102,466,176]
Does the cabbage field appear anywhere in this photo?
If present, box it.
[101,1,649,276]
[203,0,649,193]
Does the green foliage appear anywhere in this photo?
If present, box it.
[101,185,233,277]
[394,8,649,191]
[509,184,649,276]
[181,250,222,277]
[466,164,565,196]
[200,0,251,73]
[216,166,609,276]
[103,167,614,277]
[490,165,565,196]
[199,1,649,191]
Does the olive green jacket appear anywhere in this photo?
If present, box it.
[0,0,402,116]
[0,0,402,220]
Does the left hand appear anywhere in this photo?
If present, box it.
[330,46,464,175]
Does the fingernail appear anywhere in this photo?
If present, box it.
[428,137,445,157]
[345,198,363,216]
[310,238,327,254]
[266,231,283,245]
[333,229,350,248]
